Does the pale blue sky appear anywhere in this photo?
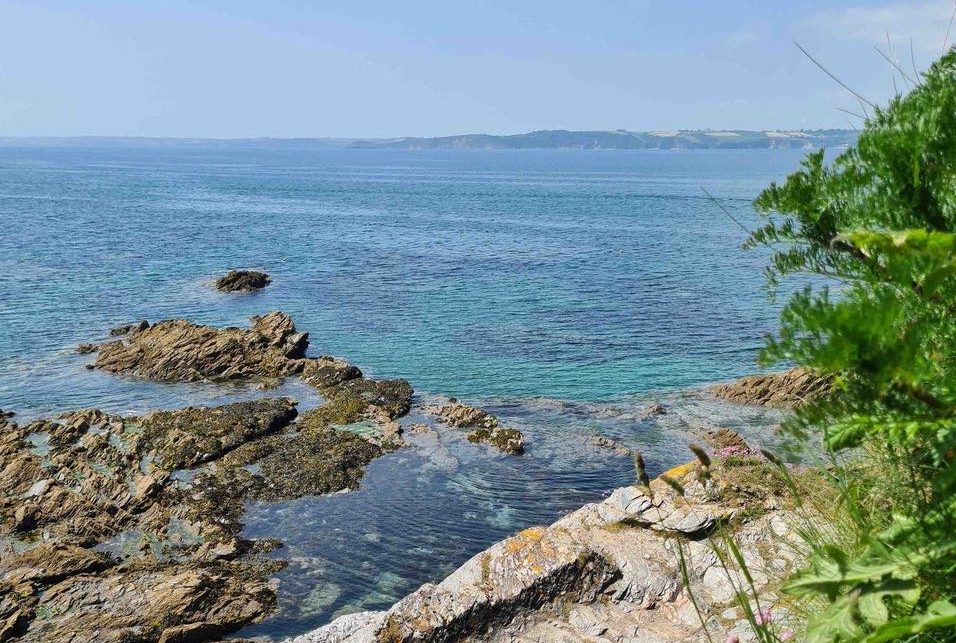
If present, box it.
[0,0,953,137]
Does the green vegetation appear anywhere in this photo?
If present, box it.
[742,49,956,641]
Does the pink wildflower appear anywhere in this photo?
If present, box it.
[779,631,795,641]
[755,608,774,626]
[724,634,740,643]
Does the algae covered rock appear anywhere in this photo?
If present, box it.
[215,269,271,292]
[423,399,524,454]
[0,389,402,642]
[0,399,305,642]
[138,398,298,469]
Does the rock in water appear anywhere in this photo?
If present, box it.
[92,311,354,383]
[709,367,831,408]
[587,434,632,457]
[215,269,271,292]
[422,399,524,454]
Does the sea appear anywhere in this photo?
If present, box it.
[0,144,811,638]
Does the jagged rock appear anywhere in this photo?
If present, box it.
[215,270,272,292]
[109,320,150,336]
[709,367,830,408]
[422,399,524,454]
[0,543,111,586]
[89,312,365,396]
[292,458,804,643]
[0,609,27,642]
[75,343,98,354]
[24,564,275,643]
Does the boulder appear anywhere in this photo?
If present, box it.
[215,270,271,293]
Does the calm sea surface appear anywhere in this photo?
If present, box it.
[0,145,809,638]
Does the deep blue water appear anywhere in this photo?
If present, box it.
[0,145,806,638]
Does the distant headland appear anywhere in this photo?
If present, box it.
[0,129,856,151]
[349,128,857,150]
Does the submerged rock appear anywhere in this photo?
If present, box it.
[75,343,98,354]
[587,434,632,457]
[292,443,806,643]
[644,402,667,416]
[709,367,831,408]
[422,399,524,454]
[215,269,272,292]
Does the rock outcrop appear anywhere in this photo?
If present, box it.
[291,437,806,643]
[709,367,831,408]
[92,312,357,385]
[422,399,524,454]
[0,386,410,642]
[215,270,272,292]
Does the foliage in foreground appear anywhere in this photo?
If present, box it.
[744,49,956,641]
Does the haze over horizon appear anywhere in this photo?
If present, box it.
[1,0,954,138]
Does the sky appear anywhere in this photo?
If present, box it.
[0,0,954,138]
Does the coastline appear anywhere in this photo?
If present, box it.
[0,308,812,642]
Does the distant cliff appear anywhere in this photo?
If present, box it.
[349,128,857,150]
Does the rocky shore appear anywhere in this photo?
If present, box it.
[1,305,816,643]
[1,313,418,642]
[89,312,359,387]
[290,430,808,643]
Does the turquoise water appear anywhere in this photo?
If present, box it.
[0,146,803,415]
[0,145,805,638]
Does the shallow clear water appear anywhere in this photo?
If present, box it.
[0,145,806,638]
